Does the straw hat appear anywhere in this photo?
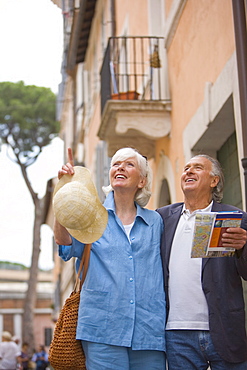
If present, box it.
[53,166,108,243]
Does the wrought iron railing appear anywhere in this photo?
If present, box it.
[100,36,167,113]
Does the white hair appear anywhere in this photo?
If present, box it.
[102,147,152,207]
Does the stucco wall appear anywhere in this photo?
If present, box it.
[157,0,236,200]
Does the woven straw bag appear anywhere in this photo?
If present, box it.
[49,244,91,370]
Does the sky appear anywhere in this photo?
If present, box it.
[0,0,65,269]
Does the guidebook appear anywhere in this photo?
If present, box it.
[191,211,243,258]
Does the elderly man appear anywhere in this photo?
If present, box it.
[157,154,247,369]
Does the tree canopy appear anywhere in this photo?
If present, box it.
[0,81,59,166]
[0,80,60,347]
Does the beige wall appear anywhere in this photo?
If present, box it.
[115,0,149,35]
[155,0,237,202]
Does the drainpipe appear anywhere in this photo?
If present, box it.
[232,0,247,210]
[110,0,116,37]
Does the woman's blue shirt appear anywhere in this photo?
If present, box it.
[59,192,166,350]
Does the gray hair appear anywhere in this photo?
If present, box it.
[102,147,152,207]
[192,154,224,202]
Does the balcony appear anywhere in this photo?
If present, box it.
[98,36,171,158]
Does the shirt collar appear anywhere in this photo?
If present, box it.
[182,200,213,216]
[103,191,150,225]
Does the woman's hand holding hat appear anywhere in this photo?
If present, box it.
[58,148,75,179]
[53,148,108,244]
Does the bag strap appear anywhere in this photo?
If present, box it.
[74,243,92,292]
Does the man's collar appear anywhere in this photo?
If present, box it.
[182,200,213,216]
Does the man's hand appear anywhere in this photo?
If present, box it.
[58,147,75,179]
[221,227,247,250]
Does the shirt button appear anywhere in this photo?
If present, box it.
[130,300,134,304]
[129,278,133,282]
[129,256,133,259]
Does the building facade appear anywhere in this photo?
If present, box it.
[0,266,53,351]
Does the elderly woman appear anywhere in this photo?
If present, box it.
[54,147,166,370]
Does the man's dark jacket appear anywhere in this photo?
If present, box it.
[157,201,247,363]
